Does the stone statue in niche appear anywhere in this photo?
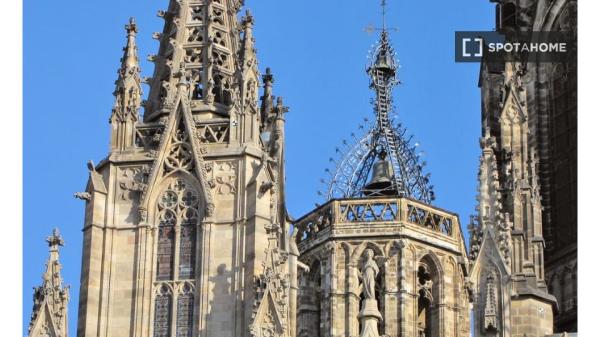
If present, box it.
[358,248,382,337]
[361,249,379,300]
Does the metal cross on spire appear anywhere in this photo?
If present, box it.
[365,0,399,34]
[381,0,388,30]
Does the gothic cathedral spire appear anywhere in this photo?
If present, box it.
[469,60,557,337]
[76,2,295,337]
[144,0,245,120]
[28,229,70,337]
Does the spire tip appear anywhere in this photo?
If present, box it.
[126,17,138,35]
[46,228,64,248]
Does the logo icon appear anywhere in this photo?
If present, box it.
[462,37,483,58]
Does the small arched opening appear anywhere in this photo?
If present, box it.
[298,259,323,337]
[416,255,441,337]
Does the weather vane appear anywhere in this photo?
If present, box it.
[365,0,399,35]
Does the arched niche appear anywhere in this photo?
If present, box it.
[416,252,443,337]
[297,258,323,337]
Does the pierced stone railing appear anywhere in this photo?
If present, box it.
[295,197,457,244]
[196,120,230,144]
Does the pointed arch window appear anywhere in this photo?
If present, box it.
[176,284,195,337]
[154,178,201,337]
[154,285,173,337]
[157,210,175,280]
[156,179,200,280]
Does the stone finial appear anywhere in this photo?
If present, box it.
[275,96,289,116]
[263,67,274,86]
[126,17,137,34]
[28,228,69,337]
[480,127,497,150]
[47,228,64,249]
[241,9,254,28]
[123,17,139,70]
[111,17,142,149]
[260,68,275,124]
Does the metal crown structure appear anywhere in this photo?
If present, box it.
[320,26,435,203]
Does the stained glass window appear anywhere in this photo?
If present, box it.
[156,179,200,280]
[154,178,200,336]
[157,225,175,281]
[154,286,172,337]
[176,284,194,337]
[179,224,196,279]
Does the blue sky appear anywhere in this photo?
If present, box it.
[23,0,494,335]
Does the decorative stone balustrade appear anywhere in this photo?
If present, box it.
[294,196,458,245]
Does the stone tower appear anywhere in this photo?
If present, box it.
[294,26,471,337]
[471,0,577,334]
[28,229,70,337]
[523,0,577,331]
[469,30,557,337]
[75,2,295,337]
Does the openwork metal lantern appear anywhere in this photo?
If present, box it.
[320,30,435,204]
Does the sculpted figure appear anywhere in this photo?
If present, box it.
[361,249,379,300]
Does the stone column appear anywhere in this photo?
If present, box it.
[359,298,382,337]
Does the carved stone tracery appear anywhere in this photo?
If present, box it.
[153,177,199,337]
[213,161,237,195]
[483,272,499,332]
[119,166,150,201]
[165,123,195,173]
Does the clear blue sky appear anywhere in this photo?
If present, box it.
[23,0,494,335]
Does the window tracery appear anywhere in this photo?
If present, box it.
[165,122,195,173]
[154,178,200,337]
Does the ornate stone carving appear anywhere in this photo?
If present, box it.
[250,223,290,337]
[164,125,195,173]
[196,122,230,143]
[259,181,274,194]
[316,241,336,260]
[483,272,498,332]
[407,203,453,235]
[118,166,149,200]
[213,161,237,195]
[358,249,382,337]
[417,263,434,303]
[139,207,148,223]
[28,229,69,337]
[361,249,379,301]
[74,192,91,201]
